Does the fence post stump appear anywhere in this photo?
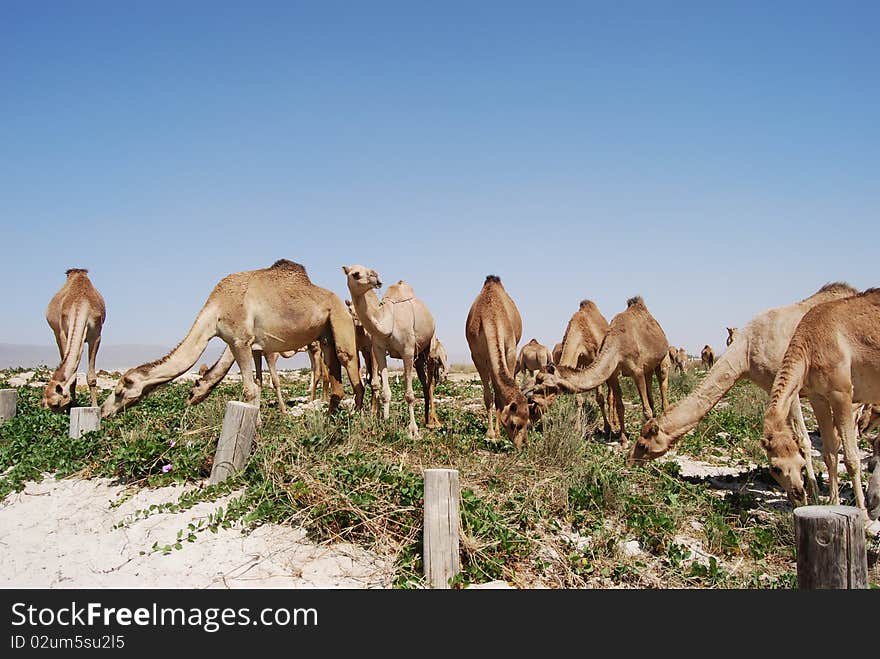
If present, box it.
[794,505,868,589]
[0,389,17,423]
[209,401,259,485]
[423,468,460,589]
[69,406,101,439]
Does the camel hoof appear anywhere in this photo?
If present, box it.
[409,426,421,439]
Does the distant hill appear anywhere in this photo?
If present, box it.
[0,343,312,372]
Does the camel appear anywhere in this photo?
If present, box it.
[429,336,449,384]
[547,299,619,437]
[552,342,563,365]
[527,296,669,448]
[514,339,553,384]
[345,298,375,392]
[857,404,880,437]
[761,288,880,516]
[668,346,687,374]
[465,275,530,448]
[102,260,363,417]
[701,345,715,369]
[42,269,106,411]
[629,282,861,506]
[186,343,327,411]
[726,327,738,347]
[342,265,438,437]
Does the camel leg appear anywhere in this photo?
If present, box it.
[472,353,497,440]
[53,327,66,362]
[656,360,669,413]
[335,341,364,412]
[402,354,420,438]
[789,400,820,504]
[810,395,841,505]
[608,374,627,447]
[85,328,101,407]
[415,351,440,429]
[253,350,264,389]
[594,387,612,439]
[321,337,345,414]
[605,382,618,433]
[575,393,584,436]
[265,352,286,412]
[634,371,654,419]
[230,342,260,409]
[373,350,391,420]
[306,346,318,402]
[829,392,867,514]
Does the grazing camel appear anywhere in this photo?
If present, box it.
[629,282,860,506]
[726,327,738,347]
[668,346,687,374]
[514,339,553,384]
[102,260,363,416]
[762,288,880,516]
[552,342,563,365]
[527,296,670,448]
[187,343,326,411]
[465,275,530,448]
[701,345,715,369]
[550,299,618,437]
[342,265,438,437]
[43,269,106,411]
[429,336,449,384]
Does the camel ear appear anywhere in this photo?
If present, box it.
[55,384,63,394]
[760,435,771,450]
[546,363,556,374]
[644,418,659,437]
[342,266,350,275]
[508,401,518,414]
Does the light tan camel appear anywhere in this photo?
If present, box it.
[514,339,553,384]
[342,265,438,437]
[726,327,738,347]
[187,343,326,411]
[345,298,374,394]
[102,260,363,417]
[43,269,106,411]
[629,282,860,505]
[527,296,669,448]
[552,342,563,365]
[701,345,715,369]
[465,275,530,448]
[762,288,880,516]
[668,346,686,374]
[551,299,618,437]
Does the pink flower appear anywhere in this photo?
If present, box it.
[161,464,173,473]
[169,439,176,448]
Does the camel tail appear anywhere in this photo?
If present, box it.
[53,303,91,383]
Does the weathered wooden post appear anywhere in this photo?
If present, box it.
[69,406,101,439]
[0,389,17,423]
[794,505,868,589]
[209,401,259,485]
[423,468,460,589]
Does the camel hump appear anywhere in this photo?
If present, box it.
[579,299,595,310]
[817,281,857,295]
[270,259,308,274]
[384,281,416,303]
[484,274,502,285]
[627,295,645,308]
[65,268,89,276]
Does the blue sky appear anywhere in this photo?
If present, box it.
[1,1,877,366]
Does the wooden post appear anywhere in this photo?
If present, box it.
[423,468,460,589]
[794,505,868,589]
[209,401,259,485]
[0,389,17,423]
[69,406,101,439]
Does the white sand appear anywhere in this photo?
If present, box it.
[0,475,394,589]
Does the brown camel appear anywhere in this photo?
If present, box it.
[429,336,449,384]
[43,269,106,411]
[527,296,670,448]
[465,275,530,448]
[629,282,860,505]
[762,288,880,516]
[726,327,738,347]
[551,299,618,437]
[187,343,326,411]
[701,345,715,369]
[668,346,687,374]
[514,338,553,384]
[343,265,438,437]
[552,342,563,365]
[102,260,363,417]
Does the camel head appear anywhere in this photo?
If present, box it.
[499,396,530,449]
[101,368,155,417]
[41,375,76,412]
[342,265,382,294]
[527,393,556,424]
[628,417,674,464]
[185,375,213,407]
[761,419,808,507]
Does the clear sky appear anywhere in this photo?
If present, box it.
[1,1,877,366]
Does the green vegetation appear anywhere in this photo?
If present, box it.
[4,365,870,588]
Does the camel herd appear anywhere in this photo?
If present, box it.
[40,266,880,521]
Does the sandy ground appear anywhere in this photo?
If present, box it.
[0,475,395,589]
